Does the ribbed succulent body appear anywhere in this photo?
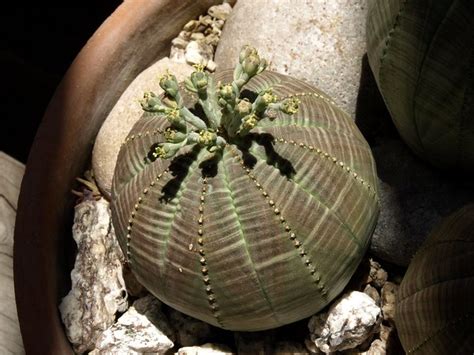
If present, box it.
[396,204,474,354]
[367,0,474,171]
[111,47,379,330]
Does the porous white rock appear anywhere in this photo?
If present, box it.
[168,308,213,347]
[215,0,368,118]
[94,295,174,355]
[0,152,25,354]
[177,343,234,355]
[92,58,194,198]
[308,291,381,353]
[59,199,128,354]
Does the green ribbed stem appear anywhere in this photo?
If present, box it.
[111,70,379,331]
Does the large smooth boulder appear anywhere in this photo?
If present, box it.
[215,0,368,118]
[92,58,194,199]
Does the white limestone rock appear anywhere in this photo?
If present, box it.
[92,58,194,199]
[177,343,234,355]
[59,199,128,354]
[215,0,368,118]
[94,295,174,354]
[0,152,25,354]
[308,291,381,353]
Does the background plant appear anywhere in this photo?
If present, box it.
[367,0,474,171]
[396,204,474,354]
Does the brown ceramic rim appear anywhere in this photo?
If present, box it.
[13,1,221,353]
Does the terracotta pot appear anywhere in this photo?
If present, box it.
[13,1,221,353]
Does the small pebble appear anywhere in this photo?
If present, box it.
[208,3,233,21]
[381,282,398,325]
[363,284,380,305]
[183,20,199,32]
[190,32,206,41]
[172,37,189,49]
[206,59,217,72]
[369,259,388,289]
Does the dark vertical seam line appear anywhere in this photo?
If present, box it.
[124,162,171,265]
[412,0,460,155]
[221,150,281,325]
[226,146,328,298]
[457,45,474,166]
[378,0,423,150]
[159,157,200,301]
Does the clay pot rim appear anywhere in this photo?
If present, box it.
[13,1,221,353]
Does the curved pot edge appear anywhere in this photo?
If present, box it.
[13,0,221,353]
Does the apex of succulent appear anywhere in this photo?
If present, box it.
[140,45,300,161]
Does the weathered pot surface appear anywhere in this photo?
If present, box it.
[13,1,221,353]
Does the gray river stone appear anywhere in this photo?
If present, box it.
[215,0,368,118]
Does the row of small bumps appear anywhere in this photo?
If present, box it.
[272,137,378,198]
[227,146,328,297]
[125,169,169,264]
[121,128,164,146]
[195,177,223,325]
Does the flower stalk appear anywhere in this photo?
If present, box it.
[140,46,301,161]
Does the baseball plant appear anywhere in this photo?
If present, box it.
[111,46,379,330]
